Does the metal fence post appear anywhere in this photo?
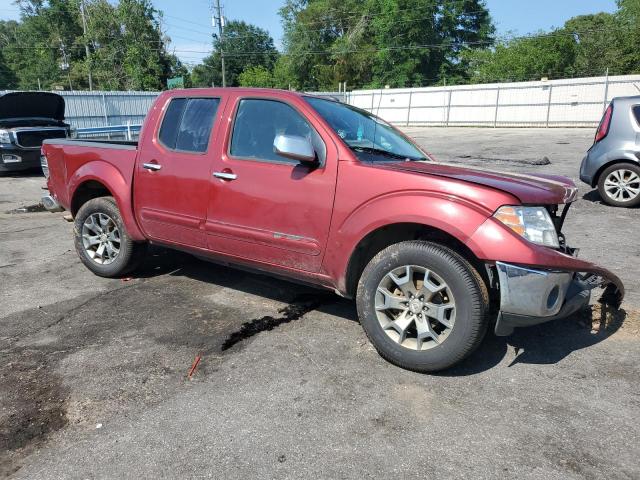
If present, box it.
[493,87,500,128]
[406,91,412,127]
[370,92,375,112]
[126,121,131,141]
[101,93,109,126]
[545,84,553,128]
[603,68,610,112]
[445,89,452,126]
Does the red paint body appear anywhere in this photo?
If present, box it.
[42,88,623,297]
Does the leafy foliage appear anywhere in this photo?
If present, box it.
[465,3,640,83]
[238,65,275,88]
[0,0,181,90]
[277,0,495,90]
[190,20,278,88]
[463,31,578,83]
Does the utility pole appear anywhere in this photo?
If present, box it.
[79,0,93,90]
[212,0,226,87]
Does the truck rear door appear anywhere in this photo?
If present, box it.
[134,94,224,248]
[204,93,338,272]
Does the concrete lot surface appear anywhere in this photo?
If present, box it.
[1,128,639,479]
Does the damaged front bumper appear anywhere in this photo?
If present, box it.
[494,261,623,336]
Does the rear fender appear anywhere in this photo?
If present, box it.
[68,160,145,241]
[592,152,640,186]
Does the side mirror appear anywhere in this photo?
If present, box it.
[273,134,317,164]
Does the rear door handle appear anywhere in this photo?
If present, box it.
[143,163,161,171]
[213,171,237,180]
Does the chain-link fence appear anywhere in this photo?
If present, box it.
[344,74,640,127]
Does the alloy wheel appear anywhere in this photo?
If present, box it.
[375,265,456,351]
[603,168,640,203]
[81,212,121,265]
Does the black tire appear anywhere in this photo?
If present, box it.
[597,163,640,208]
[74,196,147,277]
[356,241,488,373]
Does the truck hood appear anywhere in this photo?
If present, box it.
[0,92,65,122]
[377,161,578,205]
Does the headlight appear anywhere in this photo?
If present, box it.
[0,129,11,144]
[494,206,560,248]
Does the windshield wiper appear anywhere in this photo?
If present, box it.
[349,145,426,161]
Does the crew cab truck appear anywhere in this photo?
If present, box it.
[41,88,623,372]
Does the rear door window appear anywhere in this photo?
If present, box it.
[159,97,220,153]
[633,105,640,126]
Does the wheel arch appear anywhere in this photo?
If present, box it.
[68,161,145,241]
[592,156,640,187]
[342,222,489,299]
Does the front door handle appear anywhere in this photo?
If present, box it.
[213,171,237,180]
[143,163,162,171]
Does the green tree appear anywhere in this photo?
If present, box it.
[463,31,577,83]
[238,65,274,87]
[1,0,177,91]
[0,21,19,88]
[279,0,494,90]
[616,0,640,73]
[565,13,622,76]
[192,20,278,87]
[3,1,84,90]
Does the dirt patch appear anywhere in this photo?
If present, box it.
[0,346,68,478]
[5,203,47,214]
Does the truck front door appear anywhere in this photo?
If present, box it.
[134,95,223,248]
[205,94,338,272]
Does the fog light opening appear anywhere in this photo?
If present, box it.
[547,285,560,310]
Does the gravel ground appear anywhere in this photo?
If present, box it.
[1,128,638,479]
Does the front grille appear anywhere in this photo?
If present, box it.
[15,129,67,148]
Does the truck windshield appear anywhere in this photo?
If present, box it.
[305,97,427,162]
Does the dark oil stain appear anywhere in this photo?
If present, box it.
[221,293,333,351]
[5,203,47,214]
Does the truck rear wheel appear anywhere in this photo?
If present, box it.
[356,241,488,373]
[74,196,147,277]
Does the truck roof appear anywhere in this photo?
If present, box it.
[161,87,331,101]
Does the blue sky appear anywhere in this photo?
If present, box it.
[0,0,618,65]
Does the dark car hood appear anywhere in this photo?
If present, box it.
[0,92,65,122]
[376,161,578,205]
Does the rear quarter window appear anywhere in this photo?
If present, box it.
[633,105,640,126]
[158,97,220,153]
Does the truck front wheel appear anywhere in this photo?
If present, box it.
[74,196,147,277]
[356,241,488,372]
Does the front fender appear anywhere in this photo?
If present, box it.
[68,160,145,241]
[325,191,494,292]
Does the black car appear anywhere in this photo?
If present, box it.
[0,92,73,173]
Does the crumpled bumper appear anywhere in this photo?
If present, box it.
[494,261,623,336]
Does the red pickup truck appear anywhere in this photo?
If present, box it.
[41,88,623,372]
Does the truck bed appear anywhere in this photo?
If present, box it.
[42,138,139,212]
